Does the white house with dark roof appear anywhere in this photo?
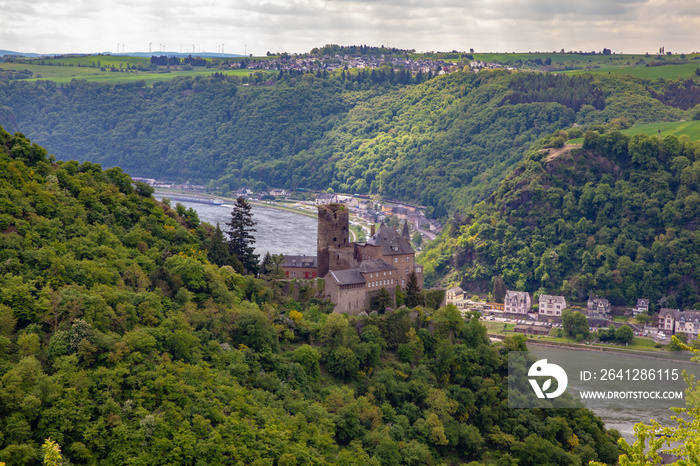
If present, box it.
[675,311,700,338]
[504,291,531,315]
[446,286,465,304]
[539,295,567,318]
[632,299,649,316]
[587,296,611,318]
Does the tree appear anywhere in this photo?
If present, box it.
[669,332,688,351]
[42,438,62,466]
[492,276,506,303]
[371,287,392,313]
[260,252,285,279]
[411,232,423,248]
[561,310,589,339]
[327,346,359,381]
[615,325,634,344]
[405,271,423,308]
[208,223,243,272]
[226,197,259,274]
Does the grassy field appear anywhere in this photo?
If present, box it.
[577,62,700,80]
[34,69,262,85]
[0,65,272,85]
[1,53,274,85]
[566,120,700,145]
[31,55,152,68]
[620,120,700,140]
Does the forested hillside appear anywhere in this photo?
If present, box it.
[0,128,620,464]
[420,126,700,310]
[2,69,697,218]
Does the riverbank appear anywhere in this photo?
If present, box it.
[154,188,318,219]
[490,332,696,362]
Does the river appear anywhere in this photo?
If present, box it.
[528,346,700,442]
[159,197,317,256]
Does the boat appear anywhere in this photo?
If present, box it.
[163,195,224,206]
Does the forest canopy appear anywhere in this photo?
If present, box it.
[2,68,698,219]
[0,128,620,465]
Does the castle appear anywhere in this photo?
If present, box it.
[282,204,423,314]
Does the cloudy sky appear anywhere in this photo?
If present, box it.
[1,0,699,56]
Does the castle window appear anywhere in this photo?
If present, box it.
[395,257,398,263]
[406,257,409,262]
[402,279,405,286]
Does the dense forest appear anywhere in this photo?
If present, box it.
[420,126,700,310]
[0,128,621,464]
[1,69,697,219]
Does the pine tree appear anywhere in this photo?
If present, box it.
[226,197,259,274]
[209,223,229,266]
[493,276,506,303]
[404,271,423,308]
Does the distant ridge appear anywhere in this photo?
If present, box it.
[0,49,45,58]
[1,49,245,58]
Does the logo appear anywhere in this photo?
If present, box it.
[528,359,568,399]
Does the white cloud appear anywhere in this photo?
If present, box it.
[0,0,698,55]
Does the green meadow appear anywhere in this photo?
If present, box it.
[25,69,267,85]
[575,62,700,80]
[0,60,271,85]
[621,120,700,140]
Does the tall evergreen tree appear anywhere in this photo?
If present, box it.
[208,223,230,266]
[404,271,423,308]
[226,197,259,274]
[492,275,506,303]
[208,223,244,273]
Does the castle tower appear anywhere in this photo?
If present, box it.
[317,204,350,277]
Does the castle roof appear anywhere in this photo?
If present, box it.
[366,226,415,255]
[402,221,410,239]
[357,260,396,273]
[328,269,366,286]
[281,255,317,268]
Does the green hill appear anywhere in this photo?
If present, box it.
[0,128,619,465]
[420,127,700,310]
[4,69,699,219]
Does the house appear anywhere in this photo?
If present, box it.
[658,308,679,334]
[281,255,317,279]
[315,193,338,205]
[539,295,567,318]
[445,286,465,304]
[632,299,649,316]
[674,310,700,339]
[587,296,611,318]
[504,291,531,315]
[514,324,549,335]
[269,188,287,197]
